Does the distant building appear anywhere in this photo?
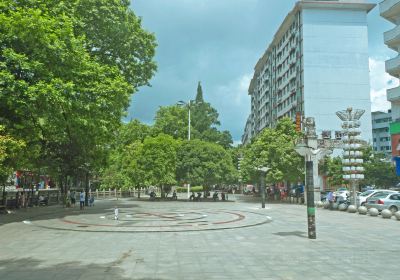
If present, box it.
[242,0,375,144]
[380,0,400,157]
[372,110,392,157]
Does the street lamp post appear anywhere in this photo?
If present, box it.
[295,140,316,239]
[178,100,192,198]
[295,117,333,239]
[256,167,271,208]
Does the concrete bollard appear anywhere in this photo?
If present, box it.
[368,208,379,217]
[347,205,357,213]
[394,211,400,221]
[316,201,323,208]
[332,203,339,210]
[323,201,330,209]
[338,203,347,211]
[381,209,392,219]
[358,206,368,215]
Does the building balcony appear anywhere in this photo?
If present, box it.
[380,0,400,23]
[384,25,400,51]
[387,86,400,102]
[385,55,400,77]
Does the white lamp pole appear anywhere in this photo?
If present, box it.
[178,100,192,198]
[188,105,191,141]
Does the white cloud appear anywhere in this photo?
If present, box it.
[369,57,399,112]
[214,73,252,106]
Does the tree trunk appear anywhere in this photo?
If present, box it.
[161,184,165,199]
[2,184,6,206]
[85,171,89,206]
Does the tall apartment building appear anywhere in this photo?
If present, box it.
[242,0,375,145]
[372,110,392,157]
[380,0,400,157]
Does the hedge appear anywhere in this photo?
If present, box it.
[175,186,203,193]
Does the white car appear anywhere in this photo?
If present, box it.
[334,190,349,201]
[357,190,397,206]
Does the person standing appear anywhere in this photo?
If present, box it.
[79,190,85,210]
[327,191,334,210]
[70,191,76,207]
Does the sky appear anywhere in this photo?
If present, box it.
[127,0,396,144]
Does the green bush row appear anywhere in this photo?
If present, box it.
[175,186,203,193]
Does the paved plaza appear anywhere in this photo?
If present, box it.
[0,197,399,280]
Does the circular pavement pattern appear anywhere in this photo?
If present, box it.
[27,208,272,233]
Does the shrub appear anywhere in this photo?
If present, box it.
[175,186,203,193]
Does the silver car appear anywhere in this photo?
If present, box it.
[357,189,395,206]
[365,192,400,213]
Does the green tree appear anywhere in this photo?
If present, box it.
[0,126,25,203]
[101,140,145,190]
[241,118,303,185]
[321,156,344,188]
[361,147,397,188]
[101,120,151,190]
[201,128,233,149]
[195,81,204,103]
[153,105,189,139]
[0,0,157,192]
[73,0,157,88]
[116,120,152,148]
[137,134,180,197]
[0,126,25,185]
[152,82,233,147]
[176,139,237,191]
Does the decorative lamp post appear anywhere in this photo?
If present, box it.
[178,100,193,198]
[295,139,316,239]
[294,117,333,239]
[336,107,365,206]
[295,118,317,239]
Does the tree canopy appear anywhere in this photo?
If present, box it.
[152,83,233,148]
[176,139,237,188]
[0,0,157,189]
[240,118,303,184]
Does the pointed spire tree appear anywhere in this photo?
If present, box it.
[195,81,204,103]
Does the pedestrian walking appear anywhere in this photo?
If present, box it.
[89,194,94,207]
[79,190,85,210]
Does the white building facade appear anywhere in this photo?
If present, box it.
[380,0,400,157]
[371,110,392,157]
[242,0,375,144]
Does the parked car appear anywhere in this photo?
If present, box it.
[361,186,374,192]
[365,191,400,213]
[334,190,349,201]
[357,190,393,207]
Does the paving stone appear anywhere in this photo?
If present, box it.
[0,198,399,280]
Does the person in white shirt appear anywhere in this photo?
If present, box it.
[79,190,85,210]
